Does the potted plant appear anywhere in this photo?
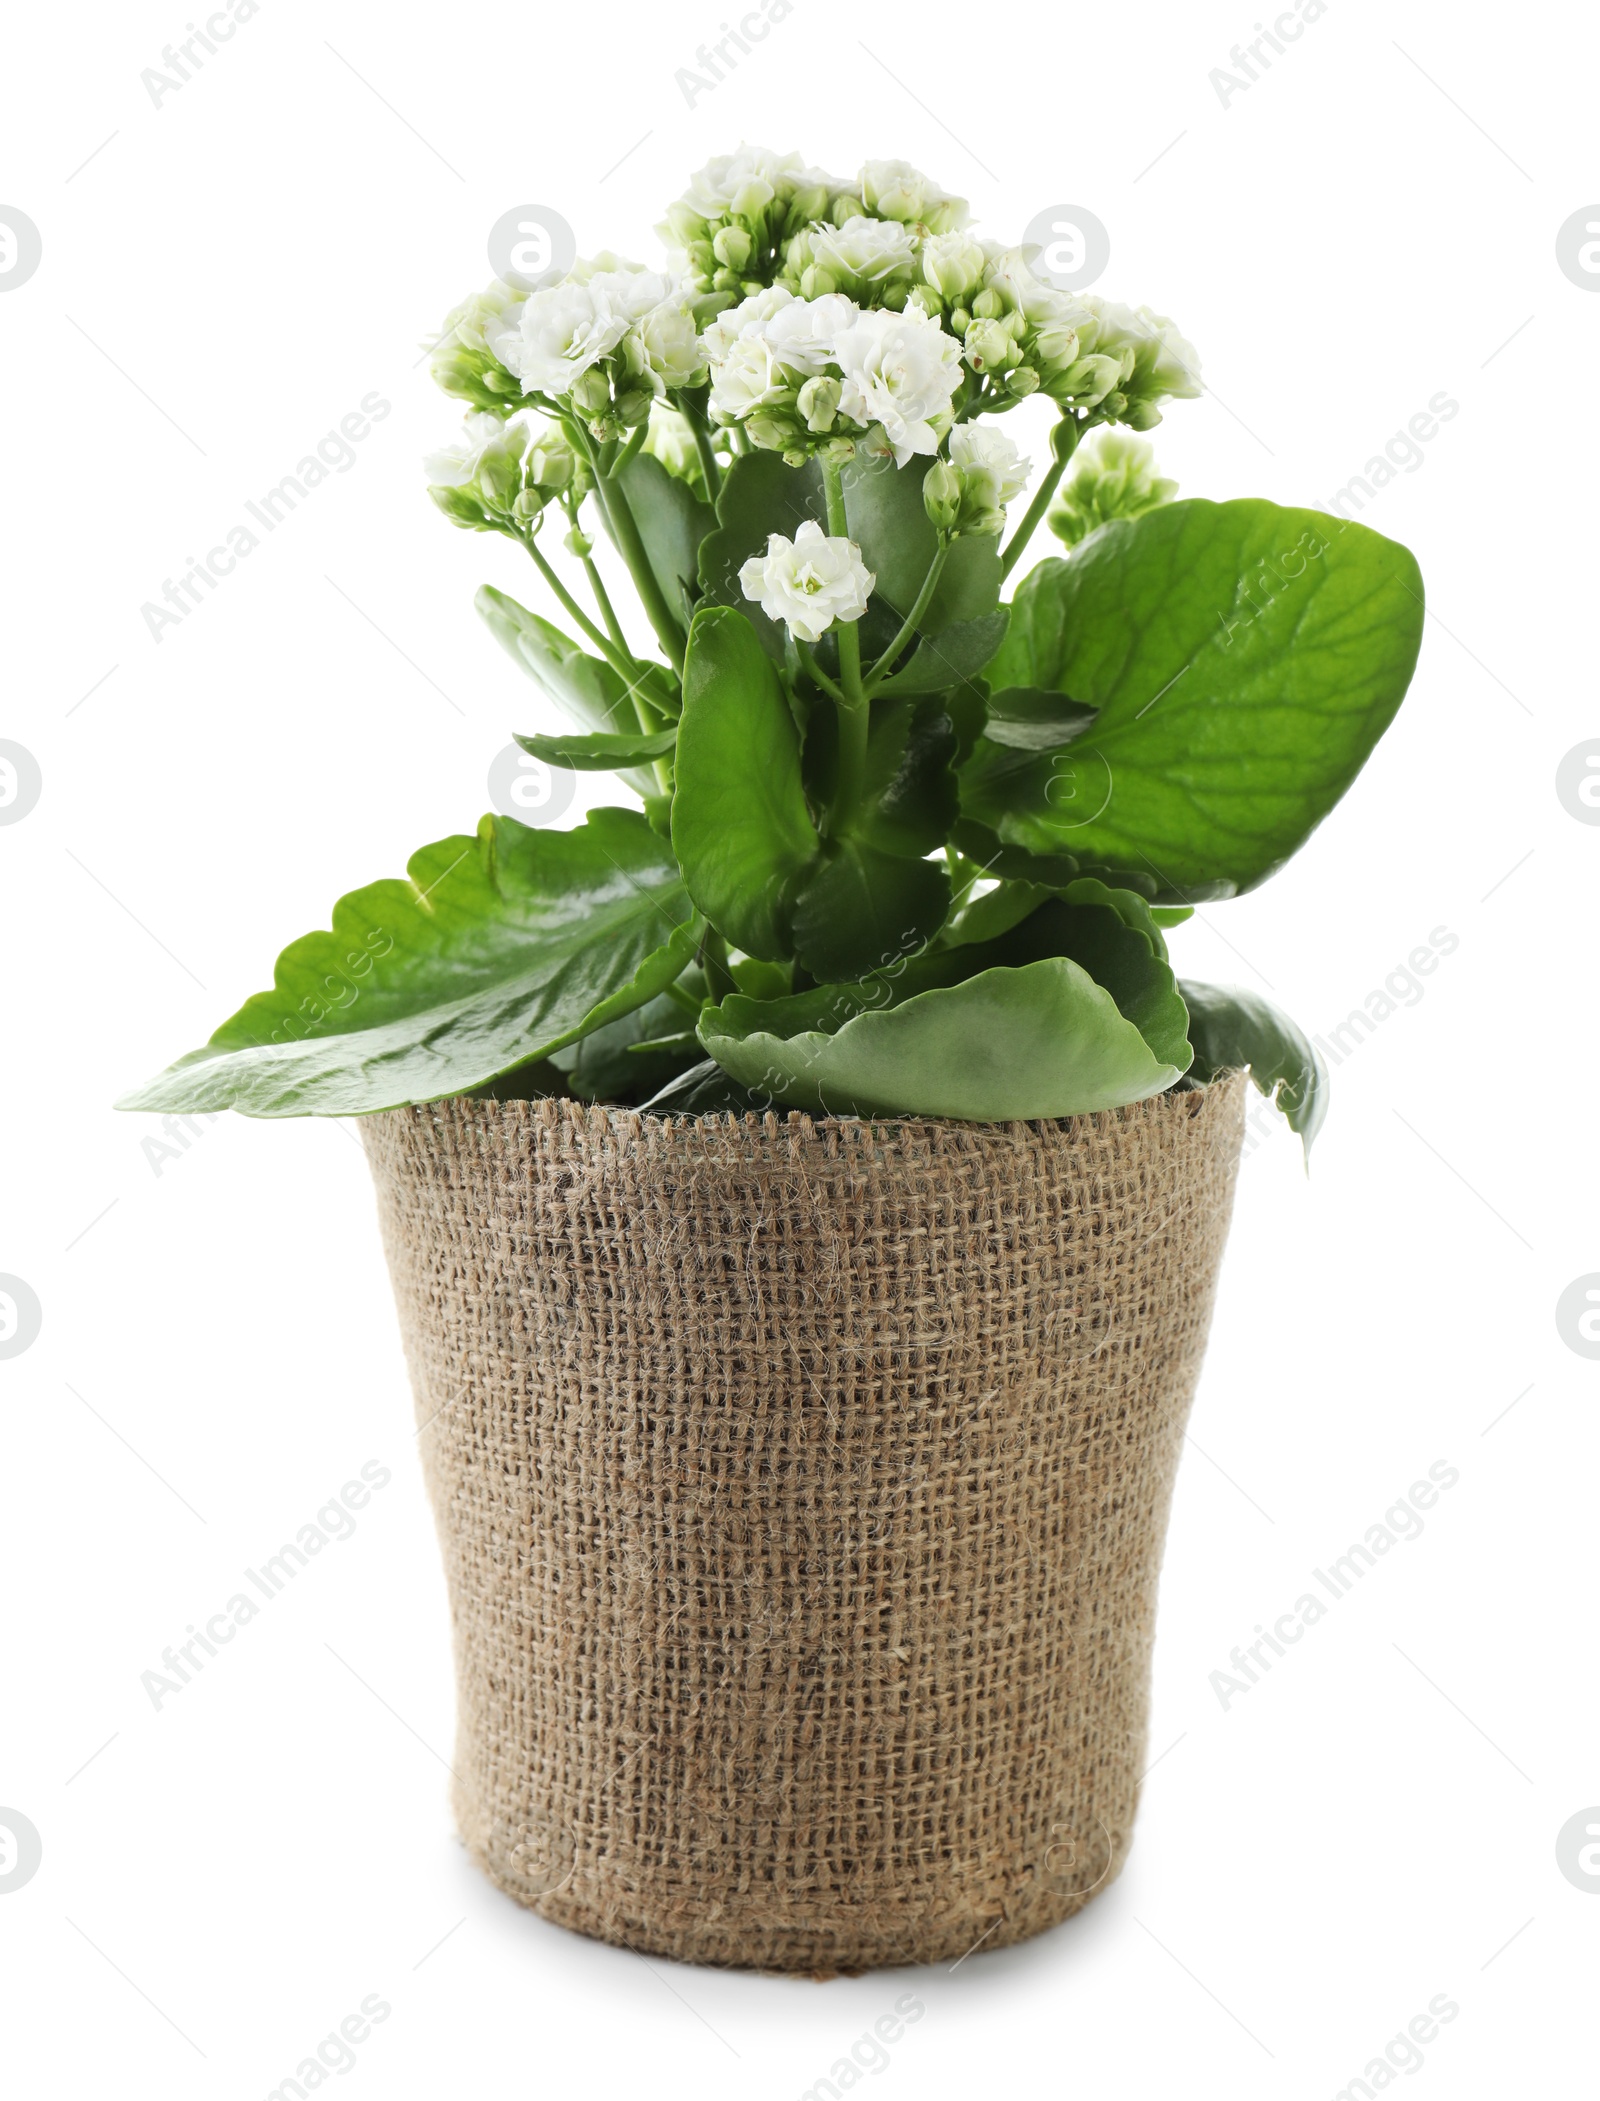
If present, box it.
[121,145,1423,1974]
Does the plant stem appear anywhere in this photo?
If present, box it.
[676,394,723,501]
[864,542,949,693]
[795,641,847,706]
[999,414,1083,581]
[581,551,630,657]
[615,420,649,473]
[521,532,644,690]
[594,451,689,671]
[821,455,869,834]
[698,927,736,1002]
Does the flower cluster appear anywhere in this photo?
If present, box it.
[424,413,584,536]
[421,146,1201,561]
[738,521,875,645]
[432,257,705,440]
[1048,429,1179,547]
[922,425,1031,538]
[658,149,968,301]
[703,287,963,467]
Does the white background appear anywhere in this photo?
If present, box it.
[2,1,1595,2093]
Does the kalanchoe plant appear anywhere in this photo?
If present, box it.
[121,146,1426,1149]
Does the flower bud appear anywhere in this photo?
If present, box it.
[799,265,839,299]
[712,224,753,271]
[971,287,1005,321]
[786,181,829,226]
[564,524,593,558]
[429,483,492,530]
[921,231,987,302]
[828,193,865,226]
[745,411,799,453]
[797,375,841,432]
[477,443,524,513]
[570,367,612,417]
[922,459,962,532]
[963,319,1016,373]
[950,305,972,337]
[1006,365,1041,397]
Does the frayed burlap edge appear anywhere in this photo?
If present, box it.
[362,1076,1246,1974]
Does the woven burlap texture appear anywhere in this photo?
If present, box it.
[362,1072,1246,1974]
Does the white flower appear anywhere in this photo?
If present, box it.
[859,159,969,231]
[1083,299,1202,402]
[708,334,791,421]
[808,215,918,287]
[833,305,964,466]
[632,295,705,389]
[949,424,1030,508]
[920,231,991,302]
[423,411,520,488]
[490,264,680,395]
[491,278,629,393]
[685,145,805,219]
[760,292,859,376]
[739,520,875,645]
[700,285,796,364]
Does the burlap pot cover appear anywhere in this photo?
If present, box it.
[362,1073,1246,1974]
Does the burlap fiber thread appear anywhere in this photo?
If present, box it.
[362,1073,1246,1973]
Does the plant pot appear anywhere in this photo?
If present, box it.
[361,1073,1246,1973]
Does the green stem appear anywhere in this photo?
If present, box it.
[585,433,688,671]
[675,394,724,501]
[864,542,949,694]
[821,456,869,834]
[999,415,1082,581]
[698,928,736,1002]
[794,641,847,706]
[521,532,644,691]
[615,420,649,473]
[581,551,630,657]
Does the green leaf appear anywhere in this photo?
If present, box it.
[697,451,1002,664]
[981,687,1098,751]
[804,692,964,862]
[697,451,824,659]
[699,957,1184,1120]
[945,872,1173,965]
[789,842,951,982]
[873,610,1010,697]
[477,586,639,734]
[515,727,677,770]
[833,454,1003,644]
[615,451,717,628]
[117,809,698,1117]
[672,606,820,959]
[552,984,706,1105]
[478,585,660,795]
[639,1057,766,1117]
[998,886,1190,1071]
[963,500,1424,899]
[1180,980,1328,1155]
